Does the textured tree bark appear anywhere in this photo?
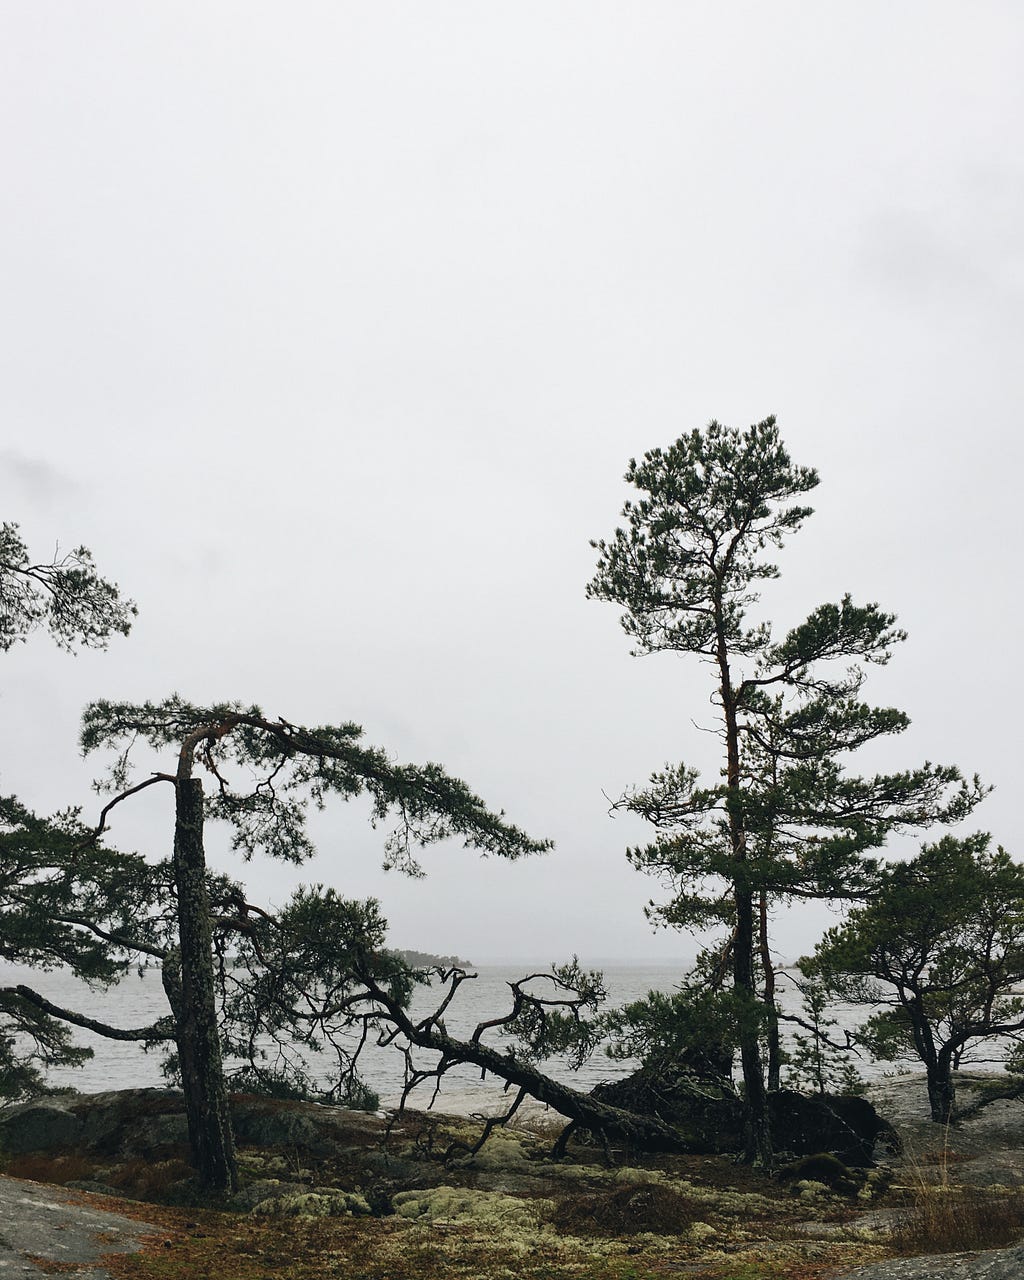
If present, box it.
[172,776,238,1192]
[761,893,782,1092]
[926,1048,957,1123]
[902,999,956,1123]
[736,887,772,1165]
[717,607,772,1169]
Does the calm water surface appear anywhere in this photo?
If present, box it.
[0,960,896,1114]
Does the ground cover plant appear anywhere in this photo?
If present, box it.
[890,1182,1024,1257]
[0,1101,898,1280]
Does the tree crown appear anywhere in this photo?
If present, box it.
[0,522,136,652]
[587,417,818,658]
[81,696,552,871]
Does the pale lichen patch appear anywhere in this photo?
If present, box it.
[392,1186,555,1233]
[251,1189,372,1217]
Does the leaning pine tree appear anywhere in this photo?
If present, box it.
[79,698,551,1192]
[588,417,984,1168]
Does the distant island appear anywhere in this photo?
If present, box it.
[224,949,472,971]
[396,949,473,969]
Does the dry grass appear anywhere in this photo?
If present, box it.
[103,1157,196,1202]
[890,1183,1024,1255]
[2,1150,195,1202]
[913,1146,972,1166]
[3,1151,96,1185]
[888,1126,1024,1255]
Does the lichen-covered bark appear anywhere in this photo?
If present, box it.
[172,776,238,1191]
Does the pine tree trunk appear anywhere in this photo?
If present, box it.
[717,619,773,1169]
[172,776,238,1192]
[735,883,772,1165]
[927,1056,957,1123]
[765,1009,781,1091]
[903,1000,955,1124]
[761,893,782,1092]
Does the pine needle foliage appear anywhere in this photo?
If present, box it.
[0,521,135,652]
[805,834,1024,1121]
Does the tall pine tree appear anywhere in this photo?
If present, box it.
[588,417,983,1166]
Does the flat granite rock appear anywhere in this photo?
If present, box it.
[840,1243,1024,1280]
[0,1173,161,1278]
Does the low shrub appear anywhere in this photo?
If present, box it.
[2,1151,95,1185]
[551,1182,703,1236]
[104,1156,195,1201]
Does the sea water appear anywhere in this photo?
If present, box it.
[0,960,901,1115]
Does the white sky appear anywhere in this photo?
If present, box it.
[1,3,1021,964]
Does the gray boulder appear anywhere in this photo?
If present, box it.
[0,1088,386,1161]
[0,1099,81,1154]
[0,1089,188,1158]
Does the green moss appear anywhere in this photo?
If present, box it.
[451,1130,530,1169]
[689,1221,717,1243]
[251,1190,372,1218]
[392,1187,553,1233]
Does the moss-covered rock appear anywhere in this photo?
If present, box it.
[0,1089,190,1159]
[795,1179,833,1202]
[777,1152,862,1196]
[451,1129,530,1170]
[392,1186,553,1231]
[227,1177,309,1211]
[251,1189,373,1217]
[592,1064,896,1164]
[591,1059,743,1153]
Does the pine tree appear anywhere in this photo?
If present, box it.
[804,834,1024,1122]
[78,697,551,1190]
[0,522,135,651]
[588,417,983,1166]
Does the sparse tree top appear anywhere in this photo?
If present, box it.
[0,521,136,653]
[587,417,819,659]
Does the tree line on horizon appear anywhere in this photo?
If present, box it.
[2,418,1023,1190]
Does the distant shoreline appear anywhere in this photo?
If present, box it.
[451,956,698,968]
[395,949,473,969]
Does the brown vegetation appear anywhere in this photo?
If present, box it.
[891,1177,1024,1255]
[8,1078,1024,1280]
[550,1181,705,1236]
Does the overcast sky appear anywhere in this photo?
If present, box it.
[1,4,1021,965]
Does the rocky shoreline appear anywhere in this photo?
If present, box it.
[0,1072,1022,1279]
